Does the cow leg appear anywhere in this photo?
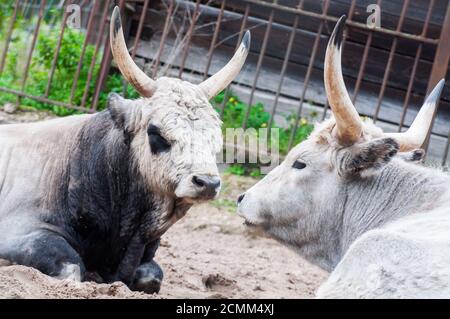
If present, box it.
[132,239,163,294]
[1,230,85,281]
[112,232,146,286]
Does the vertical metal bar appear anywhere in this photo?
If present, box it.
[267,15,299,132]
[242,10,274,129]
[220,3,249,116]
[267,0,304,132]
[19,0,46,95]
[423,1,450,153]
[398,0,434,132]
[45,0,72,98]
[203,0,226,80]
[82,0,110,108]
[347,0,357,20]
[426,2,450,95]
[131,0,150,60]
[69,0,99,104]
[373,0,410,123]
[20,0,29,16]
[23,0,34,18]
[120,3,133,97]
[46,0,59,28]
[352,0,383,104]
[121,0,150,98]
[288,0,330,150]
[443,133,450,166]
[322,0,358,120]
[92,0,125,111]
[397,46,422,130]
[0,0,20,75]
[152,0,175,78]
[178,0,201,79]
[351,35,372,104]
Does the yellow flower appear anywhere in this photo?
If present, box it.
[261,123,267,128]
[229,97,235,103]
[300,118,308,126]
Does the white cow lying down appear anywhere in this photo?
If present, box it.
[237,15,450,298]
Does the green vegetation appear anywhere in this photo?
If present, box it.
[0,9,138,115]
[213,91,315,177]
[226,164,262,177]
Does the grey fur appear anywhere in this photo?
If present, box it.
[238,118,450,298]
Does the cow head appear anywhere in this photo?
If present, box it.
[237,16,444,245]
[108,7,249,203]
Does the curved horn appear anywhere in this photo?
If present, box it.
[198,31,250,99]
[324,15,362,145]
[385,79,445,152]
[110,6,156,97]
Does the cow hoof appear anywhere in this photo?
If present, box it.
[133,260,163,294]
[134,276,162,294]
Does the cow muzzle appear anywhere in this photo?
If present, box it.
[192,175,221,199]
[236,192,265,226]
[175,174,221,201]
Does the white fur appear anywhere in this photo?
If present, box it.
[130,78,222,199]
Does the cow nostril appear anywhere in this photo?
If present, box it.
[211,179,221,189]
[192,176,205,188]
[237,193,245,204]
[192,175,221,198]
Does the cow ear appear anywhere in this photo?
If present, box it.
[107,93,133,131]
[339,138,399,176]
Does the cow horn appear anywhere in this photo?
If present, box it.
[324,15,362,146]
[110,6,156,97]
[198,31,250,99]
[384,79,445,152]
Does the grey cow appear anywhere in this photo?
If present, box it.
[0,7,249,293]
[238,16,450,298]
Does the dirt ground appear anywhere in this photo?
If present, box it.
[0,108,327,299]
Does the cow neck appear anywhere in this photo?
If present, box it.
[338,160,450,263]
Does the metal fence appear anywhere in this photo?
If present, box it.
[0,0,449,164]
[0,0,105,112]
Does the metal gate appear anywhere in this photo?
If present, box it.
[0,0,449,164]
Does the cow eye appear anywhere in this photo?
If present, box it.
[147,124,171,154]
[292,160,306,169]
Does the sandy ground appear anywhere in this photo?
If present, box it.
[0,108,328,299]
